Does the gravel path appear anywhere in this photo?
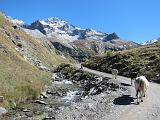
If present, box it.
[74,64,160,120]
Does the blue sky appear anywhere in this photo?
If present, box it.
[0,0,160,43]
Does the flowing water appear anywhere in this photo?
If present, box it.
[46,74,83,107]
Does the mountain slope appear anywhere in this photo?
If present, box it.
[0,12,69,108]
[84,43,160,81]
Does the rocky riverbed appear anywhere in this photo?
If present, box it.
[1,64,131,120]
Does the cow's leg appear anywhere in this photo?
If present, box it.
[143,92,146,97]
[136,90,140,104]
[141,90,144,102]
[143,86,147,97]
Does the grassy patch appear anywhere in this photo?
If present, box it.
[0,49,50,108]
[56,63,95,81]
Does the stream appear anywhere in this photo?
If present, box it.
[44,73,84,107]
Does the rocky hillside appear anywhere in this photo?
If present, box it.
[0,12,69,108]
[84,43,160,82]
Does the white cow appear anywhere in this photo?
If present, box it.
[134,75,149,104]
[111,69,118,79]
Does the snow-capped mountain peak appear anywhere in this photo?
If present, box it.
[26,17,120,42]
[39,17,67,28]
[143,38,160,45]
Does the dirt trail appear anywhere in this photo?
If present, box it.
[75,64,160,120]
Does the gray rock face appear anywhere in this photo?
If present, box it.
[103,32,119,42]
[51,41,90,62]
[27,20,47,35]
[0,107,7,116]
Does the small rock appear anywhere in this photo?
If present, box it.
[40,92,48,98]
[0,96,4,103]
[43,116,55,120]
[22,108,30,112]
[25,112,33,117]
[40,95,44,99]
[56,91,63,96]
[35,100,47,105]
[46,90,54,95]
[0,107,7,115]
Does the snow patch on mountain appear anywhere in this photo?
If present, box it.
[39,17,67,28]
[143,38,160,45]
[22,28,46,38]
[11,19,25,26]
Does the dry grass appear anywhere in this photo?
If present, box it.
[0,12,69,108]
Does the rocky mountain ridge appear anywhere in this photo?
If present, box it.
[12,17,160,47]
[26,17,120,42]
[10,17,139,61]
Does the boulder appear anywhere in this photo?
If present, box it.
[35,100,47,105]
[40,92,48,98]
[0,107,7,115]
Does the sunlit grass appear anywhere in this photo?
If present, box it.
[0,12,69,108]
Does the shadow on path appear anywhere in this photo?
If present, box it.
[113,95,134,105]
[121,83,131,86]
